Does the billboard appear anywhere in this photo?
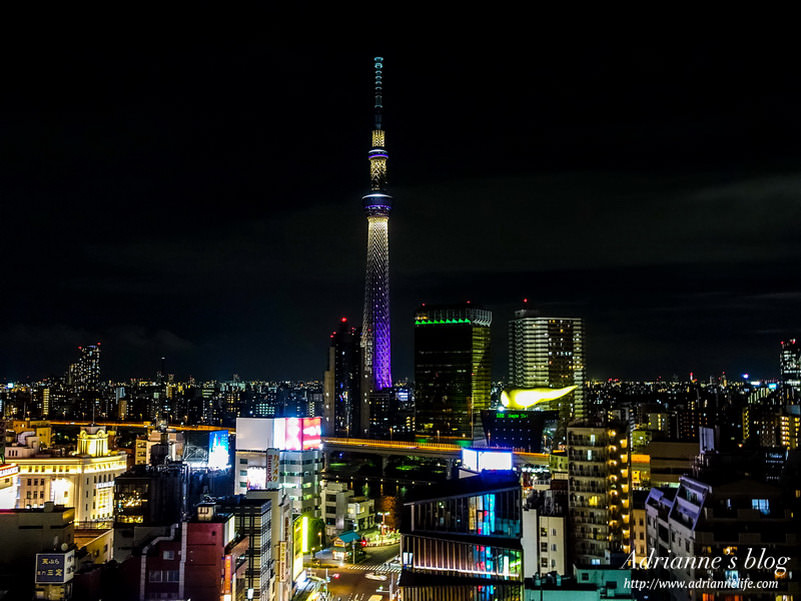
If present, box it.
[236,418,321,452]
[292,516,307,581]
[461,448,513,472]
[236,418,274,451]
[301,418,321,450]
[208,430,230,469]
[285,418,302,451]
[35,551,74,584]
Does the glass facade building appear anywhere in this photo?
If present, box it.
[400,471,524,601]
[323,318,361,437]
[414,304,492,438]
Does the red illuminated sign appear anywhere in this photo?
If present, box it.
[285,418,302,451]
[223,554,232,593]
[301,418,321,450]
[0,464,19,478]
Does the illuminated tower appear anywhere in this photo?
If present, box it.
[361,57,393,431]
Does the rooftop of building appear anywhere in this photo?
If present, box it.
[0,502,72,515]
[116,463,185,478]
[404,470,520,505]
[414,303,492,327]
[217,493,274,510]
[334,530,362,543]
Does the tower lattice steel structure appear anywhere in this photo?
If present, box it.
[361,57,393,393]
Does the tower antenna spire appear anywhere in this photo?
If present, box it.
[373,56,384,130]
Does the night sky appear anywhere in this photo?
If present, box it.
[2,26,800,382]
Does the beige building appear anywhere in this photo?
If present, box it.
[74,527,114,564]
[567,423,632,565]
[537,514,566,575]
[11,420,53,448]
[133,429,185,465]
[9,426,127,524]
[0,462,19,508]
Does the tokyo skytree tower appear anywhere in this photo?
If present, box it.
[361,56,393,393]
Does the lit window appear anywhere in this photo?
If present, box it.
[752,499,770,515]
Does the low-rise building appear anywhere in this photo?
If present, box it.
[400,471,525,601]
[118,503,248,601]
[0,503,75,600]
[10,426,127,524]
[645,475,798,600]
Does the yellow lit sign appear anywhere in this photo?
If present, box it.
[500,386,577,409]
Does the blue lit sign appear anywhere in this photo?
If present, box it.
[208,430,230,470]
[35,553,72,584]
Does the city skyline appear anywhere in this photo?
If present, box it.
[1,32,800,382]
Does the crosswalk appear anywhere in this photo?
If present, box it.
[345,563,401,574]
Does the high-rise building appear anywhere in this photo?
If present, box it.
[68,344,101,392]
[361,57,393,435]
[566,423,631,566]
[508,308,586,429]
[324,318,362,437]
[781,338,801,391]
[414,304,492,438]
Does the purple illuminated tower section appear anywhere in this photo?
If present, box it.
[361,56,393,394]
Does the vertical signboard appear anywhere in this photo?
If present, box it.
[35,550,74,584]
[264,449,280,490]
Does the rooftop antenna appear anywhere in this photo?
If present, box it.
[373,56,384,130]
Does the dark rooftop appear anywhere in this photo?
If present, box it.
[404,470,520,505]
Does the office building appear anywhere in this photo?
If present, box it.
[323,317,362,437]
[508,308,586,429]
[9,426,127,523]
[781,338,801,392]
[113,465,185,527]
[400,471,525,601]
[235,417,322,517]
[361,57,394,437]
[223,489,294,601]
[414,303,492,438]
